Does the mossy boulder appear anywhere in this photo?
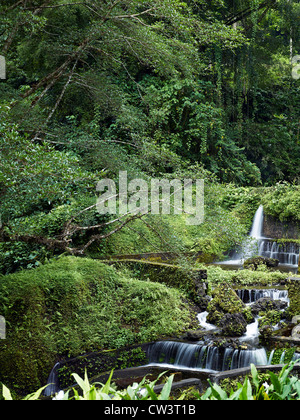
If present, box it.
[219,313,248,337]
[258,310,282,328]
[207,283,245,324]
[251,297,288,316]
[206,283,252,336]
[243,256,279,271]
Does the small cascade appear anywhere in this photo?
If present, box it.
[292,352,300,362]
[197,311,216,331]
[239,318,260,346]
[218,206,265,265]
[268,349,275,365]
[236,289,289,305]
[280,352,286,364]
[242,205,265,260]
[259,240,300,267]
[147,341,268,372]
[43,362,61,397]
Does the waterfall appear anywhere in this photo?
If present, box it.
[43,362,61,397]
[246,206,299,267]
[268,349,275,365]
[218,206,265,265]
[292,352,300,362]
[280,352,286,364]
[249,205,264,239]
[239,317,260,346]
[147,341,268,372]
[219,205,299,269]
[242,205,265,260]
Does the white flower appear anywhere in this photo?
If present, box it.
[52,390,65,400]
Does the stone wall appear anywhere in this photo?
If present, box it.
[102,258,207,295]
[103,251,216,264]
[263,215,300,239]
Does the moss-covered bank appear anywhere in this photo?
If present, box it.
[0,257,195,396]
[287,278,300,316]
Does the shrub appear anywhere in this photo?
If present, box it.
[2,370,175,401]
[200,362,300,400]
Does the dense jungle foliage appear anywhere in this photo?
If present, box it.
[0,0,299,273]
[0,0,300,399]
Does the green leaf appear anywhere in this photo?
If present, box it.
[72,370,91,396]
[238,378,253,401]
[144,384,158,400]
[250,363,260,392]
[102,369,114,395]
[268,371,282,394]
[200,387,212,400]
[210,383,228,400]
[23,384,49,400]
[228,387,243,400]
[294,381,300,399]
[158,375,174,400]
[2,384,13,400]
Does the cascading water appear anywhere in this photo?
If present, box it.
[191,286,290,370]
[147,341,268,373]
[249,205,264,240]
[240,317,260,346]
[43,362,61,397]
[236,289,289,305]
[147,206,298,377]
[259,240,300,266]
[197,312,216,331]
[218,205,264,265]
[243,205,265,260]
[219,205,299,271]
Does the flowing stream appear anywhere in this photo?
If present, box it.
[148,286,290,373]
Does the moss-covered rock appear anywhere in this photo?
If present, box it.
[206,283,252,336]
[219,313,247,337]
[243,256,279,271]
[251,297,288,316]
[207,283,245,324]
[258,310,282,328]
[287,278,300,316]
